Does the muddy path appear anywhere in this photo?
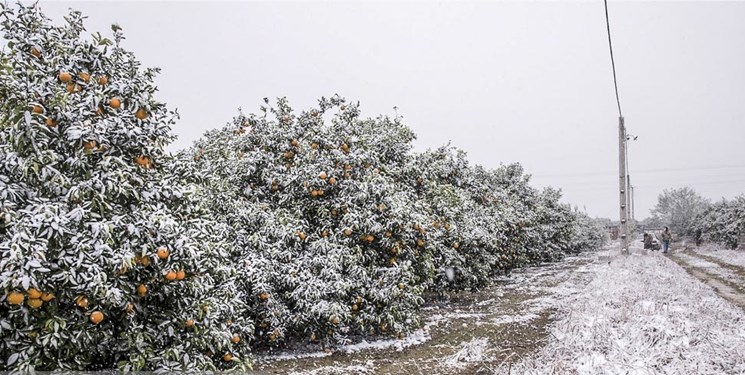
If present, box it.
[668,243,745,311]
[249,254,599,375]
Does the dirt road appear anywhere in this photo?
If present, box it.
[249,254,599,375]
[668,243,745,311]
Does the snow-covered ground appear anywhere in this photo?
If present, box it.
[254,245,745,374]
[505,248,745,375]
[675,253,744,284]
[694,244,745,269]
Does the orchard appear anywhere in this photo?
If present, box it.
[0,4,606,371]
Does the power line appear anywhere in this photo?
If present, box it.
[531,164,745,178]
[556,179,745,192]
[604,0,622,117]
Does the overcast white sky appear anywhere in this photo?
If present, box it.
[32,1,745,219]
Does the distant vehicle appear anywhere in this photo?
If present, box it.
[641,233,661,251]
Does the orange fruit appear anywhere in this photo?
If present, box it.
[165,271,177,281]
[176,270,186,280]
[417,239,424,247]
[291,139,299,147]
[311,142,319,149]
[366,235,374,243]
[259,292,269,301]
[156,246,169,260]
[109,98,121,109]
[58,72,72,82]
[352,304,358,311]
[97,75,108,85]
[32,105,43,114]
[40,292,55,302]
[328,177,337,185]
[135,156,152,169]
[136,284,147,297]
[319,171,327,180]
[223,353,233,362]
[311,190,319,197]
[83,140,97,151]
[231,335,241,344]
[384,231,392,238]
[343,228,352,236]
[398,283,405,290]
[135,108,148,120]
[453,242,460,249]
[329,315,340,325]
[340,143,350,153]
[75,296,89,309]
[27,299,43,309]
[66,83,82,93]
[90,311,104,324]
[185,319,195,328]
[6,292,24,305]
[27,288,42,299]
[297,231,306,241]
[78,72,91,82]
[45,118,57,127]
[140,256,151,267]
[30,47,41,57]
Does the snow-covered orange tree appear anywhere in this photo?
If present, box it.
[0,4,250,371]
[184,97,433,347]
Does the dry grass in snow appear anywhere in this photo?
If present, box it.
[445,337,491,368]
[504,250,745,375]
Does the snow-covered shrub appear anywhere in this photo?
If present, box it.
[184,96,609,348]
[182,97,428,346]
[567,210,608,253]
[694,195,745,249]
[0,4,250,371]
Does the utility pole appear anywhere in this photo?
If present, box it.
[631,184,635,221]
[618,116,629,254]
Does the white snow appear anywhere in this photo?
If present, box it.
[676,253,744,284]
[491,313,539,325]
[341,327,431,353]
[694,245,745,270]
[503,249,745,374]
[444,337,491,368]
[288,361,376,375]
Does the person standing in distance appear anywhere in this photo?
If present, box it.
[661,226,672,254]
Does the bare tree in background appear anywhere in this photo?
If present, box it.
[650,187,710,237]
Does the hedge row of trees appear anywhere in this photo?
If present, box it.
[0,4,606,371]
[693,196,745,249]
[647,187,743,249]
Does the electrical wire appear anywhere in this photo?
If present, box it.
[531,164,745,178]
[604,0,622,117]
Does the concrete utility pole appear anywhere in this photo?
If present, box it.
[631,184,635,221]
[618,117,629,254]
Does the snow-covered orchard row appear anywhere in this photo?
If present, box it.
[507,249,745,375]
[0,4,607,372]
[693,196,745,249]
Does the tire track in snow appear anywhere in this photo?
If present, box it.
[668,249,745,311]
